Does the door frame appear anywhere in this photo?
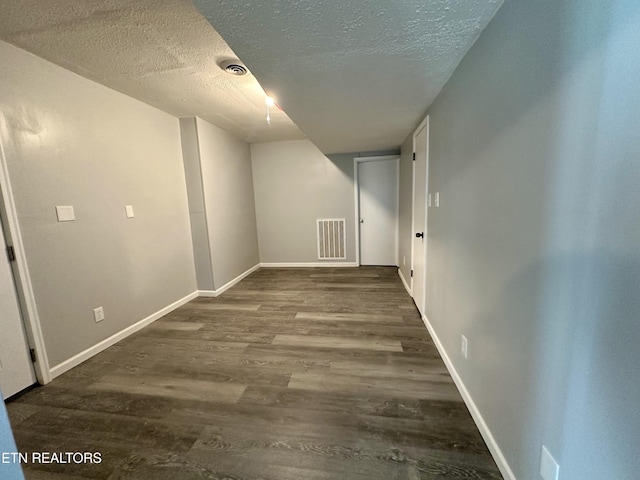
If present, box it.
[0,113,51,385]
[353,155,400,266]
[410,115,430,312]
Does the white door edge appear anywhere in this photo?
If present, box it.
[0,112,51,385]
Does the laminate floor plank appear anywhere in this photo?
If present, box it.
[20,470,94,480]
[6,266,501,479]
[88,374,246,403]
[272,334,404,352]
[181,303,261,312]
[149,361,293,387]
[147,321,205,331]
[295,311,406,324]
[289,371,461,401]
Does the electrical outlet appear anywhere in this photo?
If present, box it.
[461,335,468,359]
[125,205,135,218]
[93,306,105,323]
[428,193,432,207]
[55,205,75,222]
[540,445,559,480]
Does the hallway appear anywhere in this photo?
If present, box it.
[7,267,500,479]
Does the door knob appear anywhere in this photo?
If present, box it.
[359,218,364,223]
[415,232,424,238]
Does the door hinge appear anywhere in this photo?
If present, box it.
[412,152,416,161]
[29,348,36,363]
[6,245,16,262]
[410,270,413,278]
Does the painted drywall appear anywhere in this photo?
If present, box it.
[326,149,400,164]
[0,41,196,367]
[251,140,356,263]
[0,398,24,479]
[419,0,640,478]
[179,117,214,291]
[194,118,259,288]
[397,135,414,285]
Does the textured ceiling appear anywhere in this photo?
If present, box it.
[194,0,503,154]
[0,0,305,143]
[0,0,503,152]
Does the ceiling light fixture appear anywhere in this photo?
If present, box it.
[265,95,275,125]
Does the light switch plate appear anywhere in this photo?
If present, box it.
[56,205,75,222]
[125,205,135,218]
[461,335,468,359]
[428,193,432,207]
[435,192,440,207]
[540,445,559,480]
[93,307,105,323]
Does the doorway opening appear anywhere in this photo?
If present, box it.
[354,156,400,266]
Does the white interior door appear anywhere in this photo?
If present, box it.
[358,158,399,266]
[0,217,35,399]
[412,118,429,316]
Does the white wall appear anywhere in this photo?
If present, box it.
[251,140,356,264]
[0,41,196,368]
[409,0,640,478]
[180,117,260,290]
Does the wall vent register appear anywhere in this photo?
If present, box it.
[317,218,346,260]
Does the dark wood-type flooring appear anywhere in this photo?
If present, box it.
[6,267,502,479]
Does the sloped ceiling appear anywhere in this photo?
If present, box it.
[0,0,305,143]
[0,0,503,152]
[194,0,503,153]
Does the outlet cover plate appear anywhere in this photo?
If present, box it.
[93,307,105,323]
[125,205,135,218]
[56,205,75,222]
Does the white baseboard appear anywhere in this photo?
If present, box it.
[198,263,260,298]
[421,315,517,480]
[48,265,262,380]
[49,291,198,379]
[260,262,358,268]
[197,290,217,298]
[398,268,412,296]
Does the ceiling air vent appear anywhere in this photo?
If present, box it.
[219,59,248,76]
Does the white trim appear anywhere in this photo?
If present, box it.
[353,160,361,266]
[353,155,401,268]
[421,314,517,480]
[49,291,198,379]
[398,268,412,296]
[409,149,416,294]
[199,263,260,297]
[414,115,429,138]
[260,262,358,268]
[411,115,430,314]
[197,290,218,298]
[395,158,400,267]
[0,113,51,384]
